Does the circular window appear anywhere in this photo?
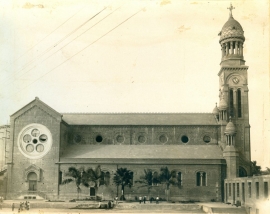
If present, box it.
[138,135,146,143]
[36,144,44,152]
[203,135,211,143]
[181,135,189,143]
[17,123,52,159]
[159,134,168,143]
[23,134,31,143]
[74,134,81,143]
[96,135,103,143]
[26,144,34,152]
[116,135,124,143]
[31,129,40,137]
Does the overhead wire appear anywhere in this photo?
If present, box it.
[13,7,84,63]
[18,7,107,73]
[8,8,143,101]
[9,5,122,86]
[0,6,82,85]
[1,7,107,86]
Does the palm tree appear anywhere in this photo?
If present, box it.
[113,168,133,200]
[251,161,262,175]
[135,169,157,196]
[86,165,105,187]
[61,166,89,199]
[159,167,178,201]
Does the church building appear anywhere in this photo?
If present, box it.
[4,6,251,201]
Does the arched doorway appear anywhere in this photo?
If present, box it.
[28,172,37,191]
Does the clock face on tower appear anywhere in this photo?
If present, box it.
[232,77,239,84]
[17,123,53,159]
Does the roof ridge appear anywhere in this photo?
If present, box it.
[61,112,213,114]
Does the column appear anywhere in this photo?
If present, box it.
[226,42,229,56]
[230,41,233,55]
[223,44,226,57]
[235,41,238,55]
[239,42,243,56]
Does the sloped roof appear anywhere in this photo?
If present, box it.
[62,113,217,126]
[10,97,62,121]
[60,145,223,160]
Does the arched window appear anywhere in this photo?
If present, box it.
[237,89,242,118]
[104,172,110,186]
[59,171,62,185]
[196,171,207,186]
[130,172,134,186]
[239,166,247,177]
[170,171,182,186]
[28,172,37,191]
[177,172,182,186]
[229,89,234,117]
[152,171,159,186]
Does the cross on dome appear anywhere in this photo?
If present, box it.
[227,3,235,17]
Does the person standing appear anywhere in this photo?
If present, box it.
[12,203,15,211]
[143,196,146,204]
[139,196,142,204]
[156,196,159,204]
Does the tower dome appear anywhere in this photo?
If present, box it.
[219,16,245,43]
[212,103,219,115]
[218,98,228,110]
[225,119,236,135]
[218,4,245,64]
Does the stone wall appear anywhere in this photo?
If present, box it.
[225,175,270,214]
[59,163,224,202]
[6,105,61,200]
[67,125,218,145]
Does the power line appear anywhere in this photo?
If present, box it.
[8,8,142,101]
[18,7,107,74]
[14,7,84,63]
[3,5,122,88]
[1,7,106,86]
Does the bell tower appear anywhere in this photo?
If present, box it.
[217,4,251,176]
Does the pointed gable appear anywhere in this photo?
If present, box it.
[10,97,62,122]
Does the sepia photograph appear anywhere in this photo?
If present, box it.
[0,0,269,213]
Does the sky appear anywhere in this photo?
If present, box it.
[0,0,269,168]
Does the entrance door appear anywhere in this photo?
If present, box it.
[28,172,37,191]
[90,187,95,196]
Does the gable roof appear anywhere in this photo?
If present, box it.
[62,113,218,126]
[10,97,62,121]
[60,145,223,160]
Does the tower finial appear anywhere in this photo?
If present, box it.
[227,3,235,18]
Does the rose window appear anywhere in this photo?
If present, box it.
[17,124,52,159]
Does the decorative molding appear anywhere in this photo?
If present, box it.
[25,164,41,182]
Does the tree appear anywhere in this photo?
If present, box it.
[135,169,159,196]
[86,165,104,187]
[61,166,89,199]
[251,161,262,175]
[159,167,178,201]
[61,165,106,199]
[113,168,133,200]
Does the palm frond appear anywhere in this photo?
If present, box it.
[61,178,73,185]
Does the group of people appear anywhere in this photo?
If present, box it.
[13,201,30,212]
[139,196,159,204]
